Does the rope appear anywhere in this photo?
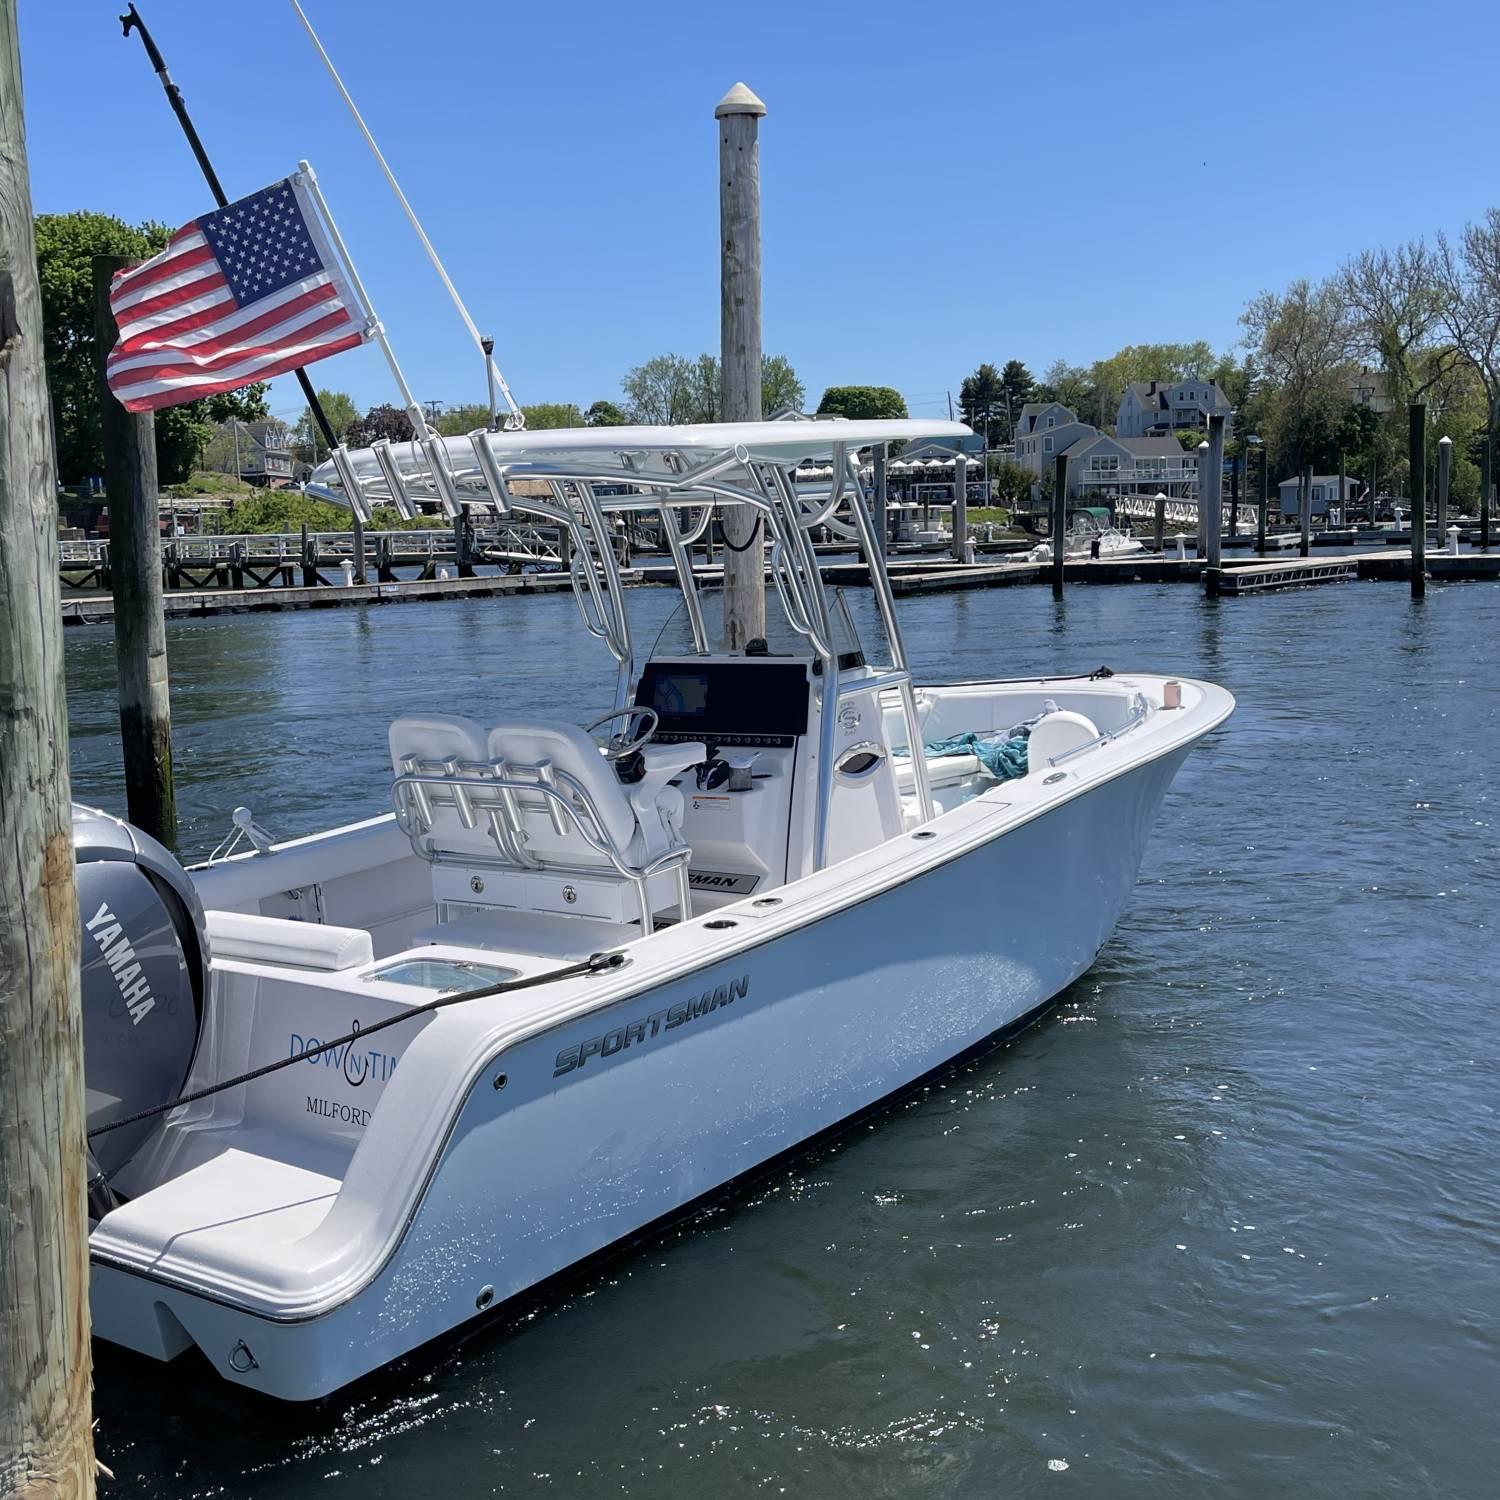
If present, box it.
[87,949,625,1139]
[716,506,762,553]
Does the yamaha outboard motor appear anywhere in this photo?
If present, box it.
[73,805,209,1209]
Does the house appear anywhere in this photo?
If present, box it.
[1115,379,1234,440]
[1059,433,1200,502]
[1013,403,1100,486]
[1277,473,1362,518]
[234,419,294,487]
[1346,367,1393,414]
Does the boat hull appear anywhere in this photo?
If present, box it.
[92,743,1188,1399]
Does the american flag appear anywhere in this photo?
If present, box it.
[106,172,370,413]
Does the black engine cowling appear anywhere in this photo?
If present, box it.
[73,804,208,1184]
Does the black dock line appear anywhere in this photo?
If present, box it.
[87,949,625,1139]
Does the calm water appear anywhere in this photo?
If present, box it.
[66,580,1499,1499]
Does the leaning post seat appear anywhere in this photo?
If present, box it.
[388,714,704,931]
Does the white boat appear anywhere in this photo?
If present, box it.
[82,418,1231,1400]
[1027,514,1146,563]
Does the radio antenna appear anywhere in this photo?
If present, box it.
[288,0,524,429]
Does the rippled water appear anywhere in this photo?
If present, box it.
[66,579,1499,1498]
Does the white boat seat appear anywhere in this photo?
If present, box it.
[389,714,705,931]
[1027,710,1100,770]
[206,910,373,971]
[891,749,984,793]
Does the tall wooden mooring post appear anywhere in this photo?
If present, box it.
[717,82,767,650]
[1409,403,1427,599]
[93,256,176,846]
[0,1,98,1490]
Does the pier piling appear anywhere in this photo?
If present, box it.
[1203,416,1225,576]
[872,442,888,556]
[1153,489,1166,553]
[1051,453,1066,599]
[1,6,97,1486]
[1257,452,1268,551]
[93,253,176,847]
[1437,434,1451,539]
[951,453,968,563]
[1410,403,1427,599]
[716,82,767,649]
[1300,465,1312,558]
[1482,429,1492,552]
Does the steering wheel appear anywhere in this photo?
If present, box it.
[584,706,659,761]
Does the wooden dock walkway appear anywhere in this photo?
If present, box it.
[60,569,585,625]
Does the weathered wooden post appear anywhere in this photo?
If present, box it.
[716,82,767,650]
[352,511,366,584]
[1337,451,1346,528]
[951,453,968,562]
[1436,434,1451,539]
[1,4,98,1485]
[1410,403,1426,599]
[1299,464,1312,558]
[93,254,176,846]
[1152,489,1166,553]
[1051,452,1067,598]
[872,442,887,558]
[1257,452,1269,551]
[299,520,317,586]
[1229,452,1240,538]
[1194,440,1210,558]
[1202,417,1225,577]
[1481,428,1492,552]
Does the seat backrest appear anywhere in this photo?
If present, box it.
[485,719,638,865]
[389,714,496,861]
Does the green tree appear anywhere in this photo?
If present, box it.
[988,458,1034,505]
[815,385,908,420]
[433,403,497,436]
[622,352,803,424]
[958,363,1004,445]
[999,360,1033,440]
[36,209,267,484]
[345,403,415,447]
[761,354,806,416]
[520,402,584,429]
[291,389,359,461]
[585,399,629,426]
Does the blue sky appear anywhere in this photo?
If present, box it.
[20,0,1500,426]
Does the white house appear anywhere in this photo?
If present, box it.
[1116,379,1235,440]
[1059,433,1199,502]
[1013,403,1099,486]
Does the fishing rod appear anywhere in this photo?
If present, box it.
[119,2,340,454]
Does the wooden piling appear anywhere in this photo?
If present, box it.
[716,82,767,650]
[1229,452,1239,538]
[1300,464,1312,558]
[1437,434,1451,540]
[1,4,98,1486]
[951,453,968,562]
[1410,403,1426,599]
[1481,429,1492,552]
[1152,489,1166,553]
[93,254,176,846]
[1203,417,1225,570]
[352,512,367,584]
[1051,453,1066,598]
[872,442,887,556]
[1257,450,1268,551]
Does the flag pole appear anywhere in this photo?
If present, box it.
[119,3,340,454]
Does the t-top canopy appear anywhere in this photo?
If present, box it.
[307,417,972,517]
